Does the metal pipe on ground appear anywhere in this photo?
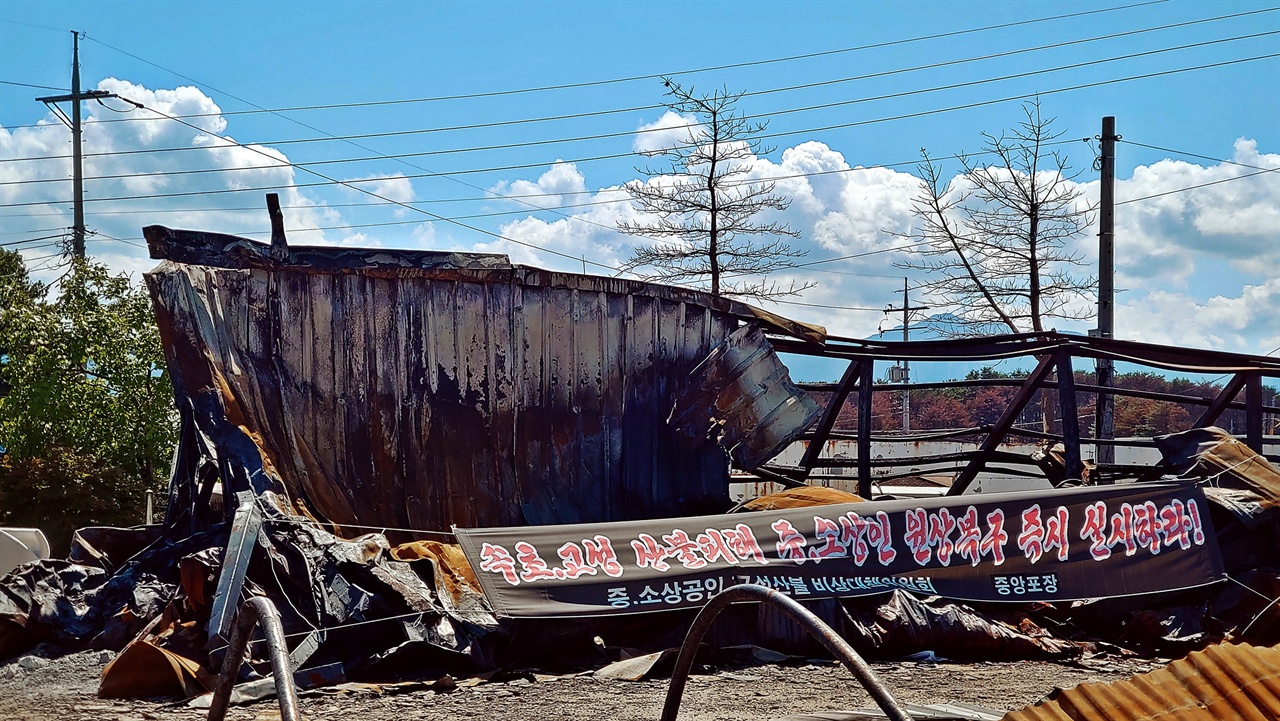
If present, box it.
[206,596,300,721]
[659,583,911,721]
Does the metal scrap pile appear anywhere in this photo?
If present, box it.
[2,226,1278,705]
[0,500,498,698]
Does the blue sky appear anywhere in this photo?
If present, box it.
[1,0,1277,380]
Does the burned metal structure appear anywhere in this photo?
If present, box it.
[775,333,1280,497]
[145,224,822,536]
[3,214,1280,708]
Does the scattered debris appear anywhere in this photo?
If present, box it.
[2,225,1279,714]
[1002,641,1280,721]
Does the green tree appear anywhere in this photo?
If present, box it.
[0,251,177,551]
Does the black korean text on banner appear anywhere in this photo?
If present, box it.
[454,483,1224,618]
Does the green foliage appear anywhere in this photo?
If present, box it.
[0,250,176,550]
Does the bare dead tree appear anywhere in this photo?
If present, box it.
[618,79,812,300]
[895,101,1096,336]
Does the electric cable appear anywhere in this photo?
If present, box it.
[1,5,1254,141]
[112,97,630,273]
[0,232,71,247]
[1119,139,1280,171]
[7,27,1276,168]
[0,79,72,91]
[1117,166,1280,204]
[41,0,1171,126]
[4,52,1275,210]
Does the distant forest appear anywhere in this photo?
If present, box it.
[817,368,1280,438]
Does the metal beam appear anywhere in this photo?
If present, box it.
[948,354,1057,495]
[206,491,263,643]
[800,359,862,479]
[1194,373,1249,429]
[1246,373,1264,452]
[1056,350,1083,481]
[857,360,874,498]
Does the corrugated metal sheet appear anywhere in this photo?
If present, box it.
[144,227,825,533]
[1001,641,1280,721]
[669,323,821,470]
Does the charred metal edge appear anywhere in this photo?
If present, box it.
[142,224,826,344]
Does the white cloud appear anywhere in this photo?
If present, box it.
[487,161,587,208]
[342,172,415,217]
[632,111,700,155]
[5,81,1274,358]
[0,79,348,281]
[1117,277,1280,355]
[1100,138,1280,289]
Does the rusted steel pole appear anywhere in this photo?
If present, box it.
[659,584,910,721]
[207,596,300,721]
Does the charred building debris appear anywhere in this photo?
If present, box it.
[1,222,1279,707]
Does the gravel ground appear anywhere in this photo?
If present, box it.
[0,645,1160,721]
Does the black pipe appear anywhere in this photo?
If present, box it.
[659,584,910,721]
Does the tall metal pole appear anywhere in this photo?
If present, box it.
[892,279,927,433]
[70,32,85,257]
[36,32,112,259]
[902,279,911,433]
[1095,116,1117,468]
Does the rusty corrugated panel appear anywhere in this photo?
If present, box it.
[144,227,821,534]
[732,486,863,512]
[1001,641,1280,721]
[668,323,821,470]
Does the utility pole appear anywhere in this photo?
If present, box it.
[35,31,113,258]
[1094,116,1118,469]
[892,279,929,433]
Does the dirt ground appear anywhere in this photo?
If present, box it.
[0,645,1164,721]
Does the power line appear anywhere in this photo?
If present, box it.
[7,5,1262,143]
[1117,166,1280,204]
[0,19,69,33]
[770,299,889,312]
[0,79,72,91]
[0,144,1028,222]
[0,234,68,248]
[86,230,147,249]
[5,51,1275,210]
[25,162,1272,283]
[0,225,70,237]
[53,0,1168,126]
[9,25,1277,169]
[114,97,629,273]
[1119,139,1280,171]
[96,199,634,241]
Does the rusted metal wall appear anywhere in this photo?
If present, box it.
[145,229,765,532]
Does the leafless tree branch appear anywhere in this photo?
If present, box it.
[893,100,1097,336]
[617,79,811,300]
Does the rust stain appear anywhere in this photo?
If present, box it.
[146,227,824,535]
[1002,641,1280,721]
[734,486,864,512]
